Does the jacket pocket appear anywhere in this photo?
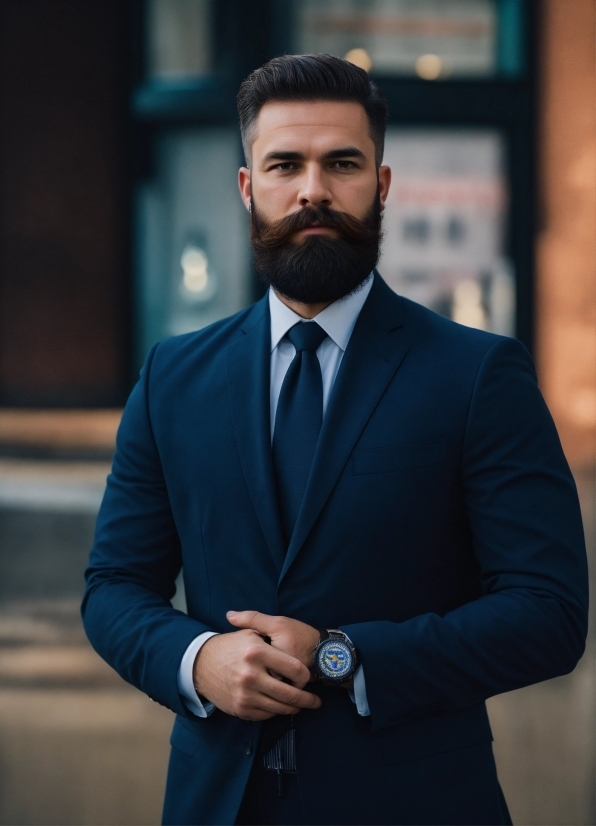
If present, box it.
[381,703,493,766]
[170,717,201,757]
[353,436,449,475]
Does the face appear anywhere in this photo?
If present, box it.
[238,100,391,304]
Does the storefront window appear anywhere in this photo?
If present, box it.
[297,0,523,79]
[147,0,213,80]
[135,128,250,363]
[379,129,515,336]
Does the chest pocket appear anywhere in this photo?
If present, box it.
[352,436,449,475]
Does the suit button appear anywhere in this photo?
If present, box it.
[245,740,254,756]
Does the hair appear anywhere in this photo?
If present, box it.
[237,53,389,167]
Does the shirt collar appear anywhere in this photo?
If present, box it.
[269,273,374,353]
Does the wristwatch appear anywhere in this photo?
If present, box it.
[312,629,359,685]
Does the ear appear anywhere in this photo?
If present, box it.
[238,167,252,211]
[378,164,391,210]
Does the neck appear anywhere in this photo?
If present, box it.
[273,291,332,319]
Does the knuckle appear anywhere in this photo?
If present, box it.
[292,663,308,685]
[238,667,254,687]
[284,688,300,705]
[244,644,262,663]
[235,697,251,717]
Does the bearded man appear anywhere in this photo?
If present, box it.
[82,54,588,826]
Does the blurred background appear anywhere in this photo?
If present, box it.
[0,1,593,823]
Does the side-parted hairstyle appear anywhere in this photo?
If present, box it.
[237,53,389,167]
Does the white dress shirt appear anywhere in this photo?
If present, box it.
[178,274,374,718]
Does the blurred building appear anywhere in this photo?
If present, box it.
[0,1,593,824]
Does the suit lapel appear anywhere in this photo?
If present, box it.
[279,275,410,582]
[227,297,286,570]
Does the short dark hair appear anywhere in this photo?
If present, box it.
[237,54,388,167]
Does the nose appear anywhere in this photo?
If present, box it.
[297,164,332,208]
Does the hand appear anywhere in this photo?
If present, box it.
[193,629,322,721]
[227,610,320,677]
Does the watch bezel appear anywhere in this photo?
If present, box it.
[313,631,358,684]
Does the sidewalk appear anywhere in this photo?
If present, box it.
[0,459,173,825]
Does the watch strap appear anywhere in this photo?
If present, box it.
[317,628,329,645]
[317,628,345,643]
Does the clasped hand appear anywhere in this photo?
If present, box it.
[192,611,322,721]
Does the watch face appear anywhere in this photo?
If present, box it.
[316,639,353,681]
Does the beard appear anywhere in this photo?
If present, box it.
[250,190,383,304]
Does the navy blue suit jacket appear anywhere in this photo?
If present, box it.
[83,274,588,825]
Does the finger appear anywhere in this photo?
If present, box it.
[260,645,311,687]
[238,702,298,722]
[227,609,276,635]
[250,694,302,717]
[261,675,322,710]
[235,689,302,720]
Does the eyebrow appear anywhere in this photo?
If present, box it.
[322,147,366,161]
[262,146,366,164]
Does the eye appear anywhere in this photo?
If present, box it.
[273,162,298,171]
[332,160,357,170]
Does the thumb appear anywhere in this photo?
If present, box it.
[226,610,276,635]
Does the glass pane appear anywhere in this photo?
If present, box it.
[135,128,251,364]
[297,0,524,79]
[147,0,212,80]
[378,129,515,336]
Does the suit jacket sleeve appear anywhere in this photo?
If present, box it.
[342,337,588,733]
[81,343,213,716]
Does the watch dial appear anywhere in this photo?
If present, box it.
[317,640,353,680]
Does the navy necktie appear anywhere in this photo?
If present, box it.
[273,321,328,544]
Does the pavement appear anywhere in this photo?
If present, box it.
[0,460,172,825]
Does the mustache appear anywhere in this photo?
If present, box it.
[251,204,379,249]
[249,193,383,304]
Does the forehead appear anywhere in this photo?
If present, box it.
[251,100,374,159]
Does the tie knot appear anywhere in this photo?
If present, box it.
[287,321,328,353]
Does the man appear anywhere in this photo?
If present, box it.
[82,54,588,826]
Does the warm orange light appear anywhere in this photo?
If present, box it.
[415,54,444,80]
[344,48,373,73]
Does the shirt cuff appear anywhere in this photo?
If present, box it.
[348,664,371,716]
[177,631,219,717]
